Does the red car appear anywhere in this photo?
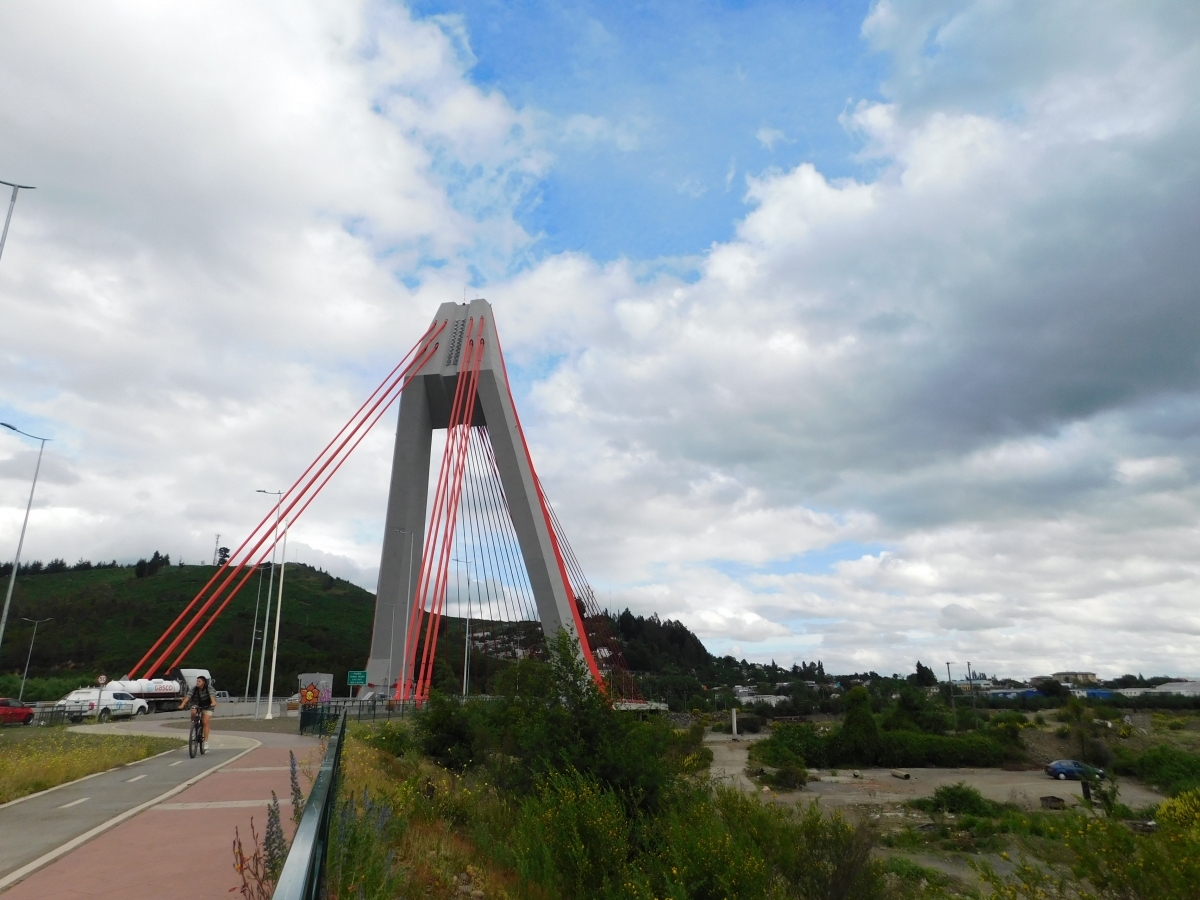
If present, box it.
[0,698,35,725]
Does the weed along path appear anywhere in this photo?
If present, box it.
[0,719,320,899]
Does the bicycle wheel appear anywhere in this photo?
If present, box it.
[199,726,206,755]
[188,720,198,758]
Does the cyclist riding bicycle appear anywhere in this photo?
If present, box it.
[178,674,216,750]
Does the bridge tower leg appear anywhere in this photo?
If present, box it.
[362,300,593,696]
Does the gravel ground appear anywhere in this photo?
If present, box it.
[702,732,1166,811]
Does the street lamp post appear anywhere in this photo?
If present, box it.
[253,490,282,718]
[19,617,52,701]
[0,180,35,266]
[452,557,476,699]
[0,423,50,661]
[264,524,289,720]
[243,563,266,702]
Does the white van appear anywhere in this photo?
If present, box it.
[56,688,149,722]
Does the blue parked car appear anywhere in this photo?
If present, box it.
[1045,759,1105,781]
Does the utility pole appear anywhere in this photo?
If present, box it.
[0,180,35,265]
[0,424,49,660]
[212,534,220,566]
[968,661,978,729]
[946,662,957,733]
[19,617,52,701]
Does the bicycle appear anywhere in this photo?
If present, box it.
[188,706,206,758]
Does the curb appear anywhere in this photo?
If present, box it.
[0,739,262,893]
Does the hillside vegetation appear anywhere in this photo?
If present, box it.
[0,562,374,699]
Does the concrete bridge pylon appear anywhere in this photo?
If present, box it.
[363,300,599,699]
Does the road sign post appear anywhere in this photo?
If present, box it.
[347,670,367,686]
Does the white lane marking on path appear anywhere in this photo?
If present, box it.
[0,747,182,812]
[154,799,293,810]
[126,775,147,783]
[57,798,89,809]
[0,740,261,892]
[169,761,184,766]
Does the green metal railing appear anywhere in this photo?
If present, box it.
[272,709,347,900]
[299,699,408,735]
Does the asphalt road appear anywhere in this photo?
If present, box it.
[0,741,247,882]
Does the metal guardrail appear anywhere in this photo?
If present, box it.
[273,709,347,900]
[299,699,408,735]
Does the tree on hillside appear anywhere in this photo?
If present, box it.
[838,685,882,764]
[911,660,938,688]
[1038,678,1070,699]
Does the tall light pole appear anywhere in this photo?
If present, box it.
[253,490,282,718]
[452,557,476,698]
[0,423,50,661]
[243,562,266,701]
[264,523,289,720]
[390,529,414,704]
[19,617,52,701]
[0,180,35,266]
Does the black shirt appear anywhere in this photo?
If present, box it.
[189,684,213,709]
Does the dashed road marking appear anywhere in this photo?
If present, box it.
[126,775,147,783]
[57,798,89,809]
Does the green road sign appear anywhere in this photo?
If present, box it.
[347,670,367,686]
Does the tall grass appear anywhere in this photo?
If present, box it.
[0,729,180,802]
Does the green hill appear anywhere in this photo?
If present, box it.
[0,559,831,710]
[0,563,375,700]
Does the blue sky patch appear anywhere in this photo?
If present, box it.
[411,0,884,262]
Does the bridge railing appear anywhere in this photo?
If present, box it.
[273,708,347,900]
[298,698,409,735]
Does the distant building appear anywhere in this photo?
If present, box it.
[1052,671,1098,685]
[952,678,994,690]
[1148,681,1200,697]
[988,688,1040,700]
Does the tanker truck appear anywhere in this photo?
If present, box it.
[104,668,214,713]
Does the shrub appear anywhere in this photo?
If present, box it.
[355,720,413,758]
[325,789,403,900]
[1157,789,1200,828]
[513,769,631,899]
[877,731,1008,768]
[910,782,1004,817]
[752,722,828,768]
[769,763,808,790]
[737,713,762,734]
[657,789,772,900]
[1083,737,1112,767]
[414,691,479,771]
[753,721,1009,770]
[838,686,883,764]
[1135,745,1200,796]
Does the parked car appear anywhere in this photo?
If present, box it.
[0,698,34,725]
[55,689,149,722]
[1045,759,1105,781]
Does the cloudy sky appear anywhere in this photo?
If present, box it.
[2,1,1199,679]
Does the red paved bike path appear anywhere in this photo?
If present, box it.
[4,731,321,899]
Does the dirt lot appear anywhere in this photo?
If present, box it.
[704,733,1166,811]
